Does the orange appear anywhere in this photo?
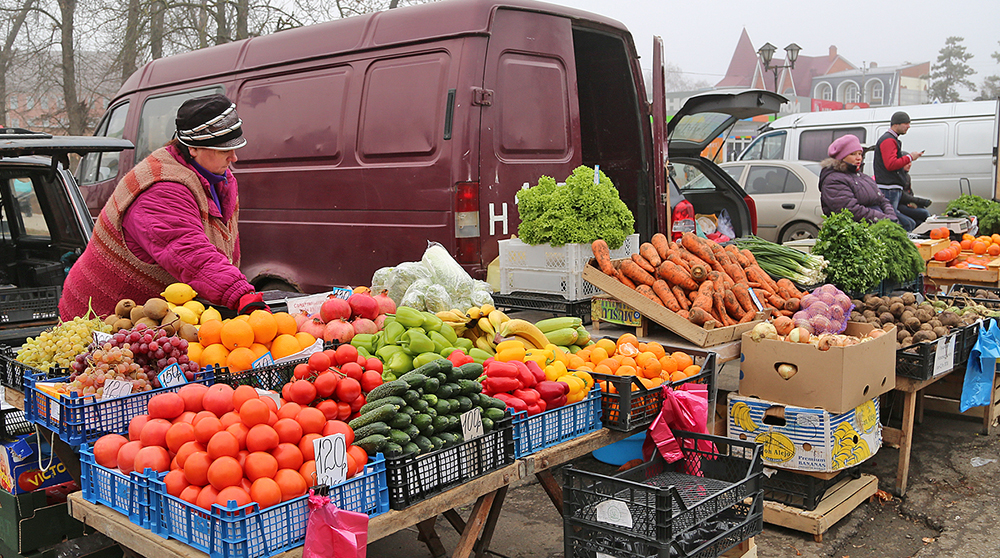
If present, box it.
[683,364,702,378]
[589,346,608,365]
[272,312,298,336]
[247,310,278,344]
[639,358,661,379]
[567,355,586,370]
[594,338,617,354]
[199,343,230,369]
[989,244,1000,257]
[187,342,204,366]
[602,358,621,374]
[221,320,255,350]
[620,356,636,369]
[575,348,592,362]
[645,342,666,359]
[197,320,223,346]
[271,334,302,360]
[616,365,637,377]
[249,343,269,359]
[638,377,656,389]
[616,333,638,351]
[961,239,973,250]
[659,355,678,375]
[669,371,687,383]
[671,351,694,370]
[973,241,987,255]
[992,234,1000,245]
[226,347,257,372]
[963,233,976,242]
[295,332,317,350]
[593,363,613,376]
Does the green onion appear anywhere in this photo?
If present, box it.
[734,236,827,285]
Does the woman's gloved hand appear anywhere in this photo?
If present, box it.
[238,292,270,314]
[916,197,932,208]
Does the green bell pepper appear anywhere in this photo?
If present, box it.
[351,333,376,354]
[469,347,493,364]
[387,351,414,375]
[412,351,444,369]
[400,329,435,356]
[394,306,425,328]
[376,344,405,362]
[454,337,474,351]
[437,322,459,345]
[383,321,406,346]
[428,330,451,353]
[421,311,444,331]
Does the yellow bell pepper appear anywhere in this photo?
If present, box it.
[544,360,568,382]
[523,349,550,366]
[496,345,527,362]
[569,369,594,391]
[558,374,587,403]
[545,344,569,366]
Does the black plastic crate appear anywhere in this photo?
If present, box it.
[896,329,964,380]
[0,407,33,440]
[492,292,592,324]
[385,415,514,510]
[212,357,306,392]
[761,466,860,511]
[563,432,762,557]
[0,344,69,392]
[0,286,61,325]
[590,347,717,432]
[879,275,923,296]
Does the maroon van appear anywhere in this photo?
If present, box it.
[75,0,779,293]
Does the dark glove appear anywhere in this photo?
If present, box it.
[238,292,270,315]
[916,197,932,208]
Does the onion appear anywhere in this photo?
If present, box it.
[776,363,798,380]
[773,316,794,336]
[787,327,811,343]
[750,322,779,342]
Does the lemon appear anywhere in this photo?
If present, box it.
[161,283,198,305]
[183,300,206,316]
[167,302,177,311]
[200,306,223,324]
[172,306,199,325]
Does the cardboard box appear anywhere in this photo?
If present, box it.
[738,322,895,414]
[590,295,643,327]
[581,259,765,347]
[727,393,882,473]
[0,486,83,555]
[0,434,72,495]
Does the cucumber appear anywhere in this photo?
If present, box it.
[411,398,429,413]
[402,390,421,404]
[435,372,449,384]
[397,371,427,389]
[456,396,473,413]
[388,429,411,446]
[383,442,404,457]
[458,362,484,380]
[481,417,494,433]
[425,407,438,419]
[428,436,444,451]
[438,431,461,448]
[432,415,450,434]
[366,380,409,402]
[412,413,433,433]
[446,414,460,431]
[355,434,389,454]
[422,393,439,406]
[446,399,460,414]
[481,396,506,410]
[348,403,399,430]
[422,377,440,394]
[483,407,506,422]
[437,383,456,399]
[402,442,420,456]
[353,421,391,440]
[434,400,452,416]
[389,412,412,430]
[359,396,406,415]
[457,379,482,395]
[414,435,434,454]
[413,358,453,376]
[399,405,418,417]
[404,424,421,440]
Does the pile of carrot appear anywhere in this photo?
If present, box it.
[592,232,805,330]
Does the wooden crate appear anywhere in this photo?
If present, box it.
[914,238,949,261]
[722,537,756,558]
[763,474,878,542]
[925,259,1000,289]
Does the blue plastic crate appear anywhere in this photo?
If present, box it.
[147,454,389,558]
[79,444,157,528]
[23,369,214,447]
[512,386,602,458]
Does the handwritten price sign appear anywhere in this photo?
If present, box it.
[102,379,133,400]
[252,352,275,369]
[313,433,348,486]
[157,364,187,388]
[460,408,484,440]
[93,331,113,346]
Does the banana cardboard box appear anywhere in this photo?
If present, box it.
[727,392,881,473]
[0,434,71,495]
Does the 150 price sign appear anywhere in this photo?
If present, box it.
[313,433,348,486]
[158,364,188,388]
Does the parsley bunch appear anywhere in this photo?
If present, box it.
[869,219,925,284]
[946,195,1000,236]
[813,209,888,294]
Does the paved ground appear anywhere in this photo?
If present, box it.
[367,313,1000,557]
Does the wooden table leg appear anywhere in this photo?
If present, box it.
[452,491,497,558]
[442,509,466,533]
[473,485,508,558]
[915,388,925,425]
[895,390,918,496]
[416,517,447,558]
[535,469,563,516]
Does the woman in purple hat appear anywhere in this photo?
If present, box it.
[818,134,898,224]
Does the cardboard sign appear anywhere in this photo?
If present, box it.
[275,339,324,365]
[252,352,275,369]
[157,364,187,388]
[932,335,957,377]
[92,331,112,346]
[102,379,132,400]
[460,408,484,441]
[312,433,348,486]
[285,288,353,316]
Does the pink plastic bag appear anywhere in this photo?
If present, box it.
[642,383,712,468]
[303,490,368,558]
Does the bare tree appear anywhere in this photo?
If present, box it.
[1,0,36,127]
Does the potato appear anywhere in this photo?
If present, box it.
[904,316,922,332]
[933,326,949,338]
[912,330,937,343]
[900,292,916,306]
[890,302,905,317]
[879,312,896,325]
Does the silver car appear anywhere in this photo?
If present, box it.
[719,159,822,243]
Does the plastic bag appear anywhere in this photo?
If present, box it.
[422,241,469,293]
[385,262,431,304]
[423,284,453,313]
[303,490,368,558]
[962,320,999,412]
[400,279,430,309]
[641,383,712,464]
[370,266,394,295]
[716,209,736,239]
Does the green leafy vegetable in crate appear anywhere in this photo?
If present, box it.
[869,220,925,284]
[946,195,1000,236]
[813,209,887,295]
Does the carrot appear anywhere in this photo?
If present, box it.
[676,309,690,320]
[592,240,616,276]
[784,297,801,312]
[740,248,758,267]
[677,249,713,274]
[656,261,698,290]
[731,283,756,313]
[635,284,664,307]
[639,242,662,268]
[688,307,718,329]
[652,280,681,312]
[729,246,751,268]
[615,270,636,289]
[651,233,670,261]
[753,288,775,308]
[738,308,759,323]
[681,233,718,266]
[632,253,657,275]
[752,265,782,293]
[689,264,709,283]
[722,262,748,285]
[767,293,786,309]
[714,292,736,326]
[620,259,656,286]
[672,285,691,311]
[776,278,804,299]
[744,266,777,295]
[665,251,692,273]
[707,271,723,292]
[777,309,795,317]
[723,289,742,318]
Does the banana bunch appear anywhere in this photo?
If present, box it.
[730,401,759,433]
[435,303,509,355]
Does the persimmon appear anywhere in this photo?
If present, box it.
[274,469,308,501]
[973,241,987,255]
[250,478,282,509]
[207,456,243,491]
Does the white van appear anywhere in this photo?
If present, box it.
[738,100,1000,214]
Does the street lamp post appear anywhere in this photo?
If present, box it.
[757,42,801,93]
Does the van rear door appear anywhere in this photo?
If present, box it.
[651,36,668,234]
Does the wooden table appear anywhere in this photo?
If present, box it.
[67,428,633,558]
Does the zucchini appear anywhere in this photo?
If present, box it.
[348,403,399,430]
[483,407,506,422]
[388,429,411,446]
[457,379,482,395]
[458,362,484,380]
[414,435,434,454]
[397,371,427,389]
[383,442,404,457]
[353,421,391,440]
[355,434,389,454]
[359,396,406,415]
[389,412,412,429]
[366,379,409,402]
[402,442,420,456]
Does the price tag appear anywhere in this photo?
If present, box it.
[312,433,348,486]
[593,164,601,185]
[158,364,187,388]
[285,289,350,316]
[256,389,281,409]
[102,379,133,400]
[595,498,634,556]
[252,352,275,369]
[932,335,957,376]
[747,288,764,311]
[50,401,60,423]
[93,331,113,346]
[460,408,484,441]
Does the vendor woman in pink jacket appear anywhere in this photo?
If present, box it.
[60,94,266,319]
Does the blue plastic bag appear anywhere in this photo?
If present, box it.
[961,320,1000,412]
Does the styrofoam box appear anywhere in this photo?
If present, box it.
[498,234,639,300]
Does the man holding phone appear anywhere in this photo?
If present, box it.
[874,111,924,231]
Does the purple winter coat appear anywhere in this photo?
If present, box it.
[819,158,897,223]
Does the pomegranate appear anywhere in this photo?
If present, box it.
[293,311,312,328]
[320,296,351,323]
[347,293,378,320]
[299,318,327,339]
[323,319,355,344]
[352,318,378,335]
[372,290,396,315]
[374,314,387,329]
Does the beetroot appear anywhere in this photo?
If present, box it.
[320,296,351,323]
[372,290,396,315]
[299,317,326,339]
[352,318,377,335]
[323,319,354,344]
[348,293,378,320]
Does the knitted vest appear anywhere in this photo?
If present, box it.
[59,147,239,319]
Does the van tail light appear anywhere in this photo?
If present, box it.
[455,181,480,264]
[743,195,758,235]
[670,199,695,241]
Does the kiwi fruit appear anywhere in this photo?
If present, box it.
[178,323,199,343]
[130,305,146,322]
[136,317,159,329]
[104,314,118,326]
[113,318,134,331]
[144,298,170,321]
[115,299,135,318]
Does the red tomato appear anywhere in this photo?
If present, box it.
[335,344,359,367]
[336,377,361,403]
[349,393,366,412]
[360,370,382,394]
[308,352,331,372]
[293,363,311,380]
[313,372,340,399]
[315,400,340,420]
[364,358,383,374]
[288,380,317,406]
[336,402,352,421]
[340,362,363,382]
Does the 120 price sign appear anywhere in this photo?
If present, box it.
[312,433,348,486]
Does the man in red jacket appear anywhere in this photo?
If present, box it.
[60,94,266,319]
[874,111,924,231]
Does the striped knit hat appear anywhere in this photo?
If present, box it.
[175,94,246,150]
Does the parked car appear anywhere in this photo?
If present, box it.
[718,159,822,243]
[0,128,132,345]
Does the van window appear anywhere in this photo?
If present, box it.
[799,128,866,161]
[741,131,785,160]
[78,102,129,185]
[956,120,994,156]
[899,123,946,157]
[136,87,223,160]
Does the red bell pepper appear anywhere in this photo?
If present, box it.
[524,360,547,384]
[493,392,527,413]
[485,361,518,378]
[536,380,569,402]
[447,350,474,367]
[513,388,540,406]
[546,394,567,409]
[511,360,536,388]
[483,376,521,394]
[525,403,544,416]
